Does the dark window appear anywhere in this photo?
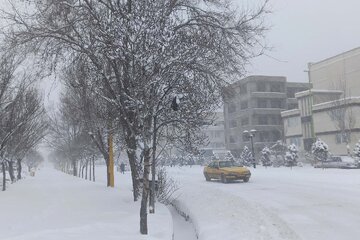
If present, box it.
[271,131,281,141]
[287,89,296,98]
[230,119,237,128]
[259,132,270,142]
[270,116,281,125]
[258,116,268,125]
[240,101,248,109]
[270,83,282,92]
[258,99,267,108]
[270,99,282,108]
[228,103,236,113]
[288,103,298,110]
[240,84,247,94]
[257,82,266,92]
[241,118,249,126]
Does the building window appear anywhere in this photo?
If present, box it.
[230,119,237,128]
[240,84,247,94]
[241,117,249,126]
[241,101,248,109]
[335,132,349,144]
[270,83,282,92]
[270,115,281,125]
[270,99,282,108]
[288,103,298,110]
[271,131,281,141]
[258,99,267,108]
[259,131,269,142]
[287,90,296,98]
[258,116,268,125]
[257,82,266,92]
[229,135,237,143]
[228,103,236,113]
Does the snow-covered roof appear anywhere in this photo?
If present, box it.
[281,109,300,118]
[312,97,360,111]
[295,89,343,98]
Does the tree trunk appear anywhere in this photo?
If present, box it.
[8,161,15,183]
[81,164,85,178]
[106,156,110,187]
[17,159,22,180]
[126,134,140,201]
[72,159,77,177]
[140,147,151,234]
[89,158,92,181]
[85,159,88,180]
[149,119,157,213]
[92,157,95,182]
[2,162,6,191]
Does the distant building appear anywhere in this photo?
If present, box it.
[282,47,360,155]
[199,111,226,158]
[223,76,309,156]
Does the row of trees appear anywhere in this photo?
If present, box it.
[1,0,268,234]
[0,51,47,191]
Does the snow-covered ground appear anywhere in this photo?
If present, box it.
[0,164,172,240]
[168,165,360,240]
[3,163,360,240]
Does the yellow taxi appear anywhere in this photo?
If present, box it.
[203,160,251,183]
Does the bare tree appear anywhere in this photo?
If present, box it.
[2,0,269,233]
[327,78,356,147]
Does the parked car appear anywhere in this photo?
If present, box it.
[203,160,251,183]
[314,155,359,169]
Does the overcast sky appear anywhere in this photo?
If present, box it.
[235,0,360,83]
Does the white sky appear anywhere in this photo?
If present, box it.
[235,0,360,82]
[1,0,360,87]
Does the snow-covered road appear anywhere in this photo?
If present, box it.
[3,164,360,240]
[168,166,360,240]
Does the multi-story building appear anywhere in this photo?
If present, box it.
[223,76,309,156]
[200,111,226,157]
[282,47,360,155]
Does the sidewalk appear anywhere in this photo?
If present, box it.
[0,166,172,240]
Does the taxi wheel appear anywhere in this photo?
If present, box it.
[204,173,211,181]
[243,177,249,182]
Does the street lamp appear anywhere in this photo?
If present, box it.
[243,129,257,168]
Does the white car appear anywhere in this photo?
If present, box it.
[314,156,359,169]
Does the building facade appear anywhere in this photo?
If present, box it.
[282,47,360,155]
[309,47,360,97]
[200,111,226,157]
[282,93,360,155]
[223,76,309,156]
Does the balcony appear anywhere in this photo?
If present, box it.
[252,108,284,115]
[251,92,287,99]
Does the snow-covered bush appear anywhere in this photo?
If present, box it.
[312,139,329,163]
[270,141,287,167]
[353,140,360,159]
[260,147,272,167]
[156,167,178,205]
[285,144,298,168]
[240,146,252,166]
